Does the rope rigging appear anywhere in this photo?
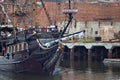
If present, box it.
[39,0,52,26]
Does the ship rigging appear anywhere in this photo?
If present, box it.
[0,0,85,75]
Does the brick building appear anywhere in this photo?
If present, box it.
[0,1,120,40]
[33,2,120,26]
[1,1,120,27]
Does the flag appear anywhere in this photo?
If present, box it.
[0,0,4,3]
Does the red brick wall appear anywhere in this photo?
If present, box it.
[36,2,120,26]
[1,1,120,27]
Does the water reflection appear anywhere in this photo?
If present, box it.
[0,71,62,80]
[60,60,120,80]
[0,60,120,80]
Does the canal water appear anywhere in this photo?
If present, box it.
[0,60,120,80]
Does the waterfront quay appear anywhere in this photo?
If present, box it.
[63,42,120,61]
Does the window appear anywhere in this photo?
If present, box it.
[21,43,24,51]
[13,46,15,53]
[24,42,28,50]
[15,45,17,52]
[11,46,14,53]
[17,44,19,52]
[95,31,98,35]
[19,44,22,51]
[9,46,12,53]
[7,47,9,53]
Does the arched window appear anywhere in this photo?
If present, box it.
[7,47,9,53]
[13,46,15,53]
[21,43,24,51]
[19,44,22,51]
[24,42,28,50]
[17,44,19,52]
[15,45,17,52]
[9,46,12,53]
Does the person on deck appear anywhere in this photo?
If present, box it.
[2,47,5,56]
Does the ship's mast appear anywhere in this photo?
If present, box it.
[0,4,11,24]
[32,0,37,27]
[40,0,52,26]
[59,0,77,38]
[11,0,16,35]
[59,0,73,38]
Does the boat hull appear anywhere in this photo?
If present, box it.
[0,34,61,75]
[0,48,61,75]
[103,59,120,67]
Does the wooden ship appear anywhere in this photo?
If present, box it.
[0,0,85,75]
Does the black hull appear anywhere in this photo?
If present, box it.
[0,29,85,74]
[0,47,61,75]
[0,51,61,75]
[0,33,62,75]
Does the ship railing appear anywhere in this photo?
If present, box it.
[14,27,59,38]
[16,27,59,34]
[42,30,85,47]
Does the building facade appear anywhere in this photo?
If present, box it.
[0,1,120,41]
